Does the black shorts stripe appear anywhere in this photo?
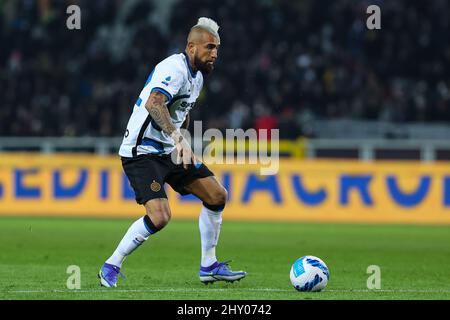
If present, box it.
[132,115,152,157]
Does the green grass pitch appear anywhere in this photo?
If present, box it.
[0,216,449,300]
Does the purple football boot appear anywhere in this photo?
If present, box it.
[199,261,247,284]
[98,263,125,288]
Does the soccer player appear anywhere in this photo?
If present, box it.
[98,17,247,287]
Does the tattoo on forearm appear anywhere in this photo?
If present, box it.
[146,92,176,135]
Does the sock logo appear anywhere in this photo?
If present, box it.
[151,180,161,192]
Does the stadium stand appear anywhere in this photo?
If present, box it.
[1,0,449,140]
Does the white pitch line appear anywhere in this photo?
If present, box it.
[323,289,450,293]
[3,288,450,294]
[4,288,289,294]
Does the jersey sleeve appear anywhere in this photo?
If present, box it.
[147,60,185,103]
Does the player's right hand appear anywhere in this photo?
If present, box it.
[171,131,196,169]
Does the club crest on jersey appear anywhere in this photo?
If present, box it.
[162,76,171,86]
[150,180,161,192]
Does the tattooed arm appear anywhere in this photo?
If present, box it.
[145,91,177,135]
[145,91,195,168]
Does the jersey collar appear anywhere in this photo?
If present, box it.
[182,52,197,78]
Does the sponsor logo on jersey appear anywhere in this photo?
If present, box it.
[162,76,171,86]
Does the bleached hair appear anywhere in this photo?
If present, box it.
[192,17,220,41]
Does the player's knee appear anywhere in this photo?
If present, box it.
[205,187,227,207]
[218,187,228,205]
[146,209,171,229]
[157,209,171,227]
[145,205,171,229]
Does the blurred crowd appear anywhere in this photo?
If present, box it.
[1,0,449,138]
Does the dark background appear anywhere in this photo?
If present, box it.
[1,0,449,139]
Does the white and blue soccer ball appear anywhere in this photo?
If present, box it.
[290,255,330,292]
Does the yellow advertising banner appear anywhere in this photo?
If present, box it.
[0,153,449,224]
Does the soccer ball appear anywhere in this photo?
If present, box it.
[290,255,330,292]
